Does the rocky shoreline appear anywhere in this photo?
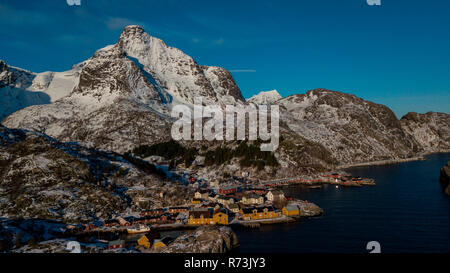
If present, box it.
[144,226,239,253]
[440,161,450,196]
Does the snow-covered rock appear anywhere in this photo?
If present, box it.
[400,112,450,153]
[0,60,82,120]
[248,90,282,105]
[2,26,245,152]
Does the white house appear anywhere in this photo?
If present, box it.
[241,194,264,205]
[266,190,285,202]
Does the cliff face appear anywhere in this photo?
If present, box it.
[440,161,450,196]
[400,112,450,153]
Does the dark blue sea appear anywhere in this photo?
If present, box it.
[234,153,450,253]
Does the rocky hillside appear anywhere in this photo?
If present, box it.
[400,112,450,153]
[278,89,424,166]
[440,161,450,196]
[0,124,188,224]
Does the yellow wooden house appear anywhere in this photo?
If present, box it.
[282,205,300,216]
[213,211,229,225]
[152,239,166,250]
[240,206,279,220]
[137,235,151,248]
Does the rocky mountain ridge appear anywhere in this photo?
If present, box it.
[1,26,449,178]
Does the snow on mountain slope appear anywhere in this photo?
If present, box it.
[248,90,282,105]
[3,43,172,153]
[277,88,422,165]
[118,25,223,105]
[2,26,449,176]
[201,66,244,105]
[0,60,81,120]
[2,26,247,152]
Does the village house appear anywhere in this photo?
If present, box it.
[167,207,189,214]
[191,198,202,204]
[248,187,266,195]
[137,235,151,248]
[240,206,279,221]
[136,214,168,225]
[195,189,210,199]
[213,211,229,225]
[140,208,164,216]
[219,185,238,195]
[266,190,285,202]
[241,193,264,205]
[108,239,125,250]
[228,203,240,213]
[216,196,235,206]
[117,216,131,227]
[188,208,214,225]
[152,239,166,250]
[282,205,300,216]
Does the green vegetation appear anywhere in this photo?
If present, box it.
[121,152,167,178]
[131,140,198,168]
[132,140,185,160]
[132,139,279,171]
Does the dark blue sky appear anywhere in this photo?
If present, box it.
[1,0,449,117]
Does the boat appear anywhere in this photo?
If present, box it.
[127,225,151,234]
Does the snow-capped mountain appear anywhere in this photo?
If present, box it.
[248,90,282,105]
[2,42,172,153]
[0,60,82,120]
[2,26,245,152]
[117,25,244,105]
[2,26,449,177]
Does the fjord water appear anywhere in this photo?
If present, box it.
[234,153,450,253]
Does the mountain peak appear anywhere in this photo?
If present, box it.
[121,25,145,35]
[0,60,6,72]
[248,90,282,104]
